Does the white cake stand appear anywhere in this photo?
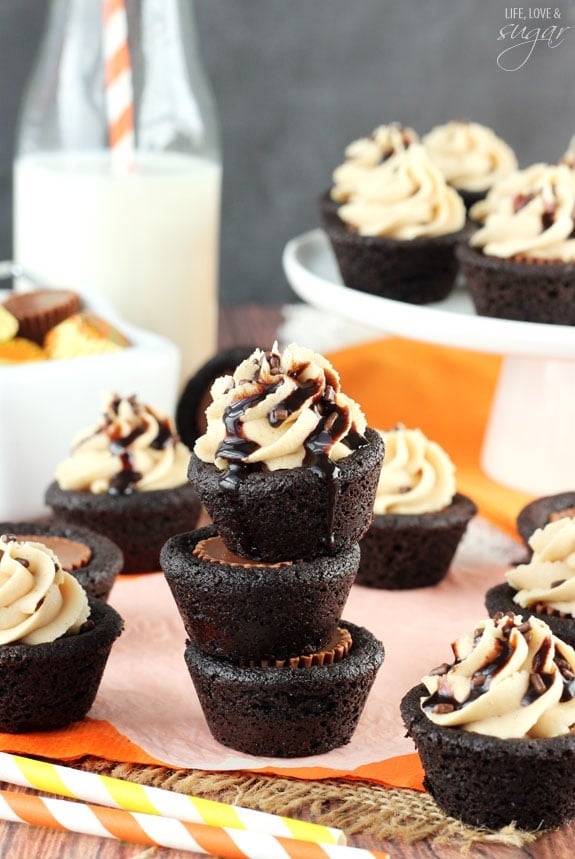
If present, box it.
[282,228,575,496]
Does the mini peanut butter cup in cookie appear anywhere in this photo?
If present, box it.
[0,521,123,601]
[319,129,470,304]
[0,536,123,732]
[458,163,575,324]
[356,426,477,589]
[161,525,360,663]
[184,620,384,758]
[45,392,200,573]
[188,343,383,563]
[401,612,575,830]
[486,517,575,647]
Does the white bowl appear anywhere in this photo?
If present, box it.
[0,287,180,520]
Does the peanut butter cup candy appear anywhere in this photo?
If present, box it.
[319,129,471,304]
[0,520,123,602]
[189,343,384,563]
[185,620,384,757]
[458,163,575,324]
[161,525,360,663]
[486,516,575,647]
[45,392,201,573]
[401,612,575,830]
[0,536,123,732]
[356,426,477,589]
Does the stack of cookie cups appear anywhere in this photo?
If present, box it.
[161,416,385,758]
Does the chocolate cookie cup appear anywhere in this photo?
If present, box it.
[356,493,477,589]
[0,520,123,602]
[401,683,575,830]
[161,525,360,664]
[188,427,383,563]
[485,584,575,648]
[184,620,384,757]
[319,192,472,305]
[0,597,123,733]
[45,482,201,573]
[457,242,575,324]
[517,492,575,550]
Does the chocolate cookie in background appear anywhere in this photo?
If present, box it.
[356,425,477,589]
[163,342,385,757]
[176,345,256,450]
[45,392,201,573]
[401,612,575,830]
[0,536,123,733]
[319,124,470,304]
[422,119,517,212]
[458,162,575,324]
[485,516,575,648]
[517,492,575,554]
[0,521,123,602]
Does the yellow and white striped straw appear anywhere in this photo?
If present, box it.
[0,752,344,845]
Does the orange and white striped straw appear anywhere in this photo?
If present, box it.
[0,787,391,858]
[102,0,135,171]
[0,751,344,845]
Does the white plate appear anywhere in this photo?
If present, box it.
[282,228,575,360]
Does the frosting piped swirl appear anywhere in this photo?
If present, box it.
[336,143,466,239]
[55,393,190,495]
[507,517,575,617]
[193,343,368,481]
[421,612,575,739]
[0,536,89,645]
[422,120,517,192]
[331,122,419,204]
[470,163,575,261]
[373,426,455,515]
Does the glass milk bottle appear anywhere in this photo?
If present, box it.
[14,0,221,384]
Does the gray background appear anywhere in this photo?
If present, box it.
[1,0,574,305]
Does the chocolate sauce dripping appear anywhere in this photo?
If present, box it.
[215,388,277,490]
[108,452,142,495]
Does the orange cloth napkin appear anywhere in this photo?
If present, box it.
[330,336,534,537]
[0,338,537,792]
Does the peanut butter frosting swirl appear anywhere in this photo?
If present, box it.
[336,143,466,239]
[193,343,368,477]
[469,163,575,261]
[56,393,190,495]
[331,122,419,203]
[507,517,575,617]
[421,612,575,739]
[0,536,89,645]
[422,120,517,192]
[373,426,455,516]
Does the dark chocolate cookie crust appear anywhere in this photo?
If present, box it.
[176,346,256,450]
[401,683,575,830]
[318,191,472,305]
[485,582,575,648]
[456,187,486,213]
[45,482,201,573]
[517,492,575,547]
[457,243,575,324]
[0,520,123,602]
[188,427,383,563]
[161,525,360,663]
[0,598,123,733]
[185,620,384,758]
[356,493,477,589]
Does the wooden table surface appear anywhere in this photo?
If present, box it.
[2,304,575,858]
